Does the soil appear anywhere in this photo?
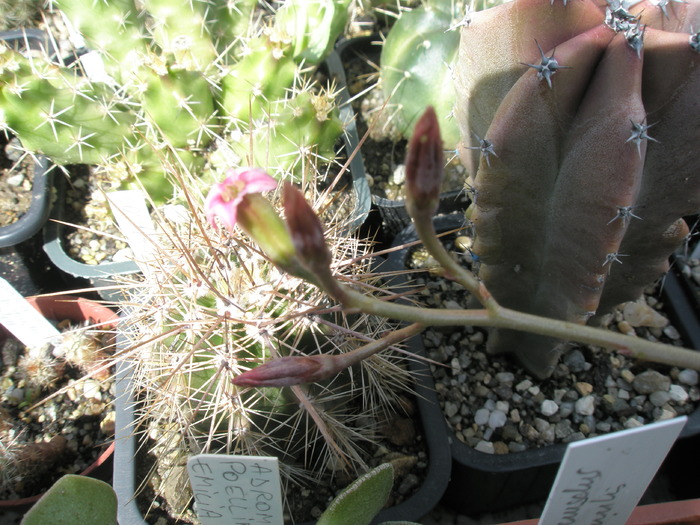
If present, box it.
[0,137,36,229]
[0,320,115,502]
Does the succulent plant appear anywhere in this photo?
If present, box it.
[451,0,700,378]
[0,0,352,206]
[119,168,414,519]
[378,0,463,148]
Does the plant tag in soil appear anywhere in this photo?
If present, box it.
[539,415,687,525]
[0,276,60,349]
[107,190,157,274]
[187,454,284,525]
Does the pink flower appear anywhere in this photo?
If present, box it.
[205,168,277,230]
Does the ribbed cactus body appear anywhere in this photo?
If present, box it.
[379,1,461,148]
[456,0,700,378]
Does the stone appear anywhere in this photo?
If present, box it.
[575,395,596,416]
[622,299,668,328]
[540,399,559,417]
[649,391,672,407]
[633,370,671,395]
[488,410,507,429]
[475,440,495,454]
[669,384,689,403]
[474,408,490,426]
[678,369,699,386]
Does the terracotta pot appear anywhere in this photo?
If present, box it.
[0,295,118,511]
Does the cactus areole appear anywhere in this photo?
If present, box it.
[455,0,700,378]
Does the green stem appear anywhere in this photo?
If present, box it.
[331,285,700,371]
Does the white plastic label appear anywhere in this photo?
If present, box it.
[107,190,157,274]
[539,416,687,525]
[0,277,60,349]
[187,454,284,525]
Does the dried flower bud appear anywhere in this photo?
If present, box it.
[405,106,444,218]
[282,182,332,272]
[232,354,341,387]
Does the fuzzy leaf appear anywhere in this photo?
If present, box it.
[317,463,394,525]
[21,474,117,525]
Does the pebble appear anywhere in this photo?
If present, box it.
[474,408,490,426]
[575,395,596,416]
[679,369,699,386]
[540,399,559,417]
[669,384,689,403]
[475,441,495,454]
[488,410,507,429]
[649,391,672,407]
[622,299,668,328]
[633,370,671,394]
[575,382,593,396]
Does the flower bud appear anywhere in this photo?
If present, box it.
[405,106,444,218]
[205,168,298,271]
[232,354,341,387]
[282,182,333,272]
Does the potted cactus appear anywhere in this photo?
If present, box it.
[0,293,118,513]
[110,167,450,523]
[0,1,369,291]
[0,29,55,248]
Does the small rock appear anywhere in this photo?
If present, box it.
[649,391,672,407]
[669,384,689,403]
[474,408,490,426]
[493,441,510,455]
[633,370,671,395]
[488,410,507,429]
[575,382,593,396]
[575,395,596,416]
[540,400,559,417]
[475,441,495,454]
[562,349,587,373]
[495,372,515,384]
[444,401,460,418]
[678,369,699,386]
[662,325,681,340]
[622,299,668,328]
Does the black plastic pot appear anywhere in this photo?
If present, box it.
[0,30,55,248]
[113,338,452,524]
[333,35,469,239]
[383,213,700,515]
[42,173,140,302]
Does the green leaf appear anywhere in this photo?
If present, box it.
[317,463,394,525]
[21,474,117,525]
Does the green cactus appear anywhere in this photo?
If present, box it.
[0,0,354,207]
[454,0,700,378]
[121,184,414,519]
[378,0,465,149]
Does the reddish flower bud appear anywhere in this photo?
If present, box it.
[282,182,332,271]
[405,106,444,217]
[232,354,341,387]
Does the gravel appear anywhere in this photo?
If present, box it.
[405,235,699,455]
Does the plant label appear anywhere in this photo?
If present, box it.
[539,415,687,525]
[107,190,157,274]
[0,277,60,349]
[187,454,284,525]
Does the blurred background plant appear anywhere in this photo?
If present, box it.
[0,0,356,207]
